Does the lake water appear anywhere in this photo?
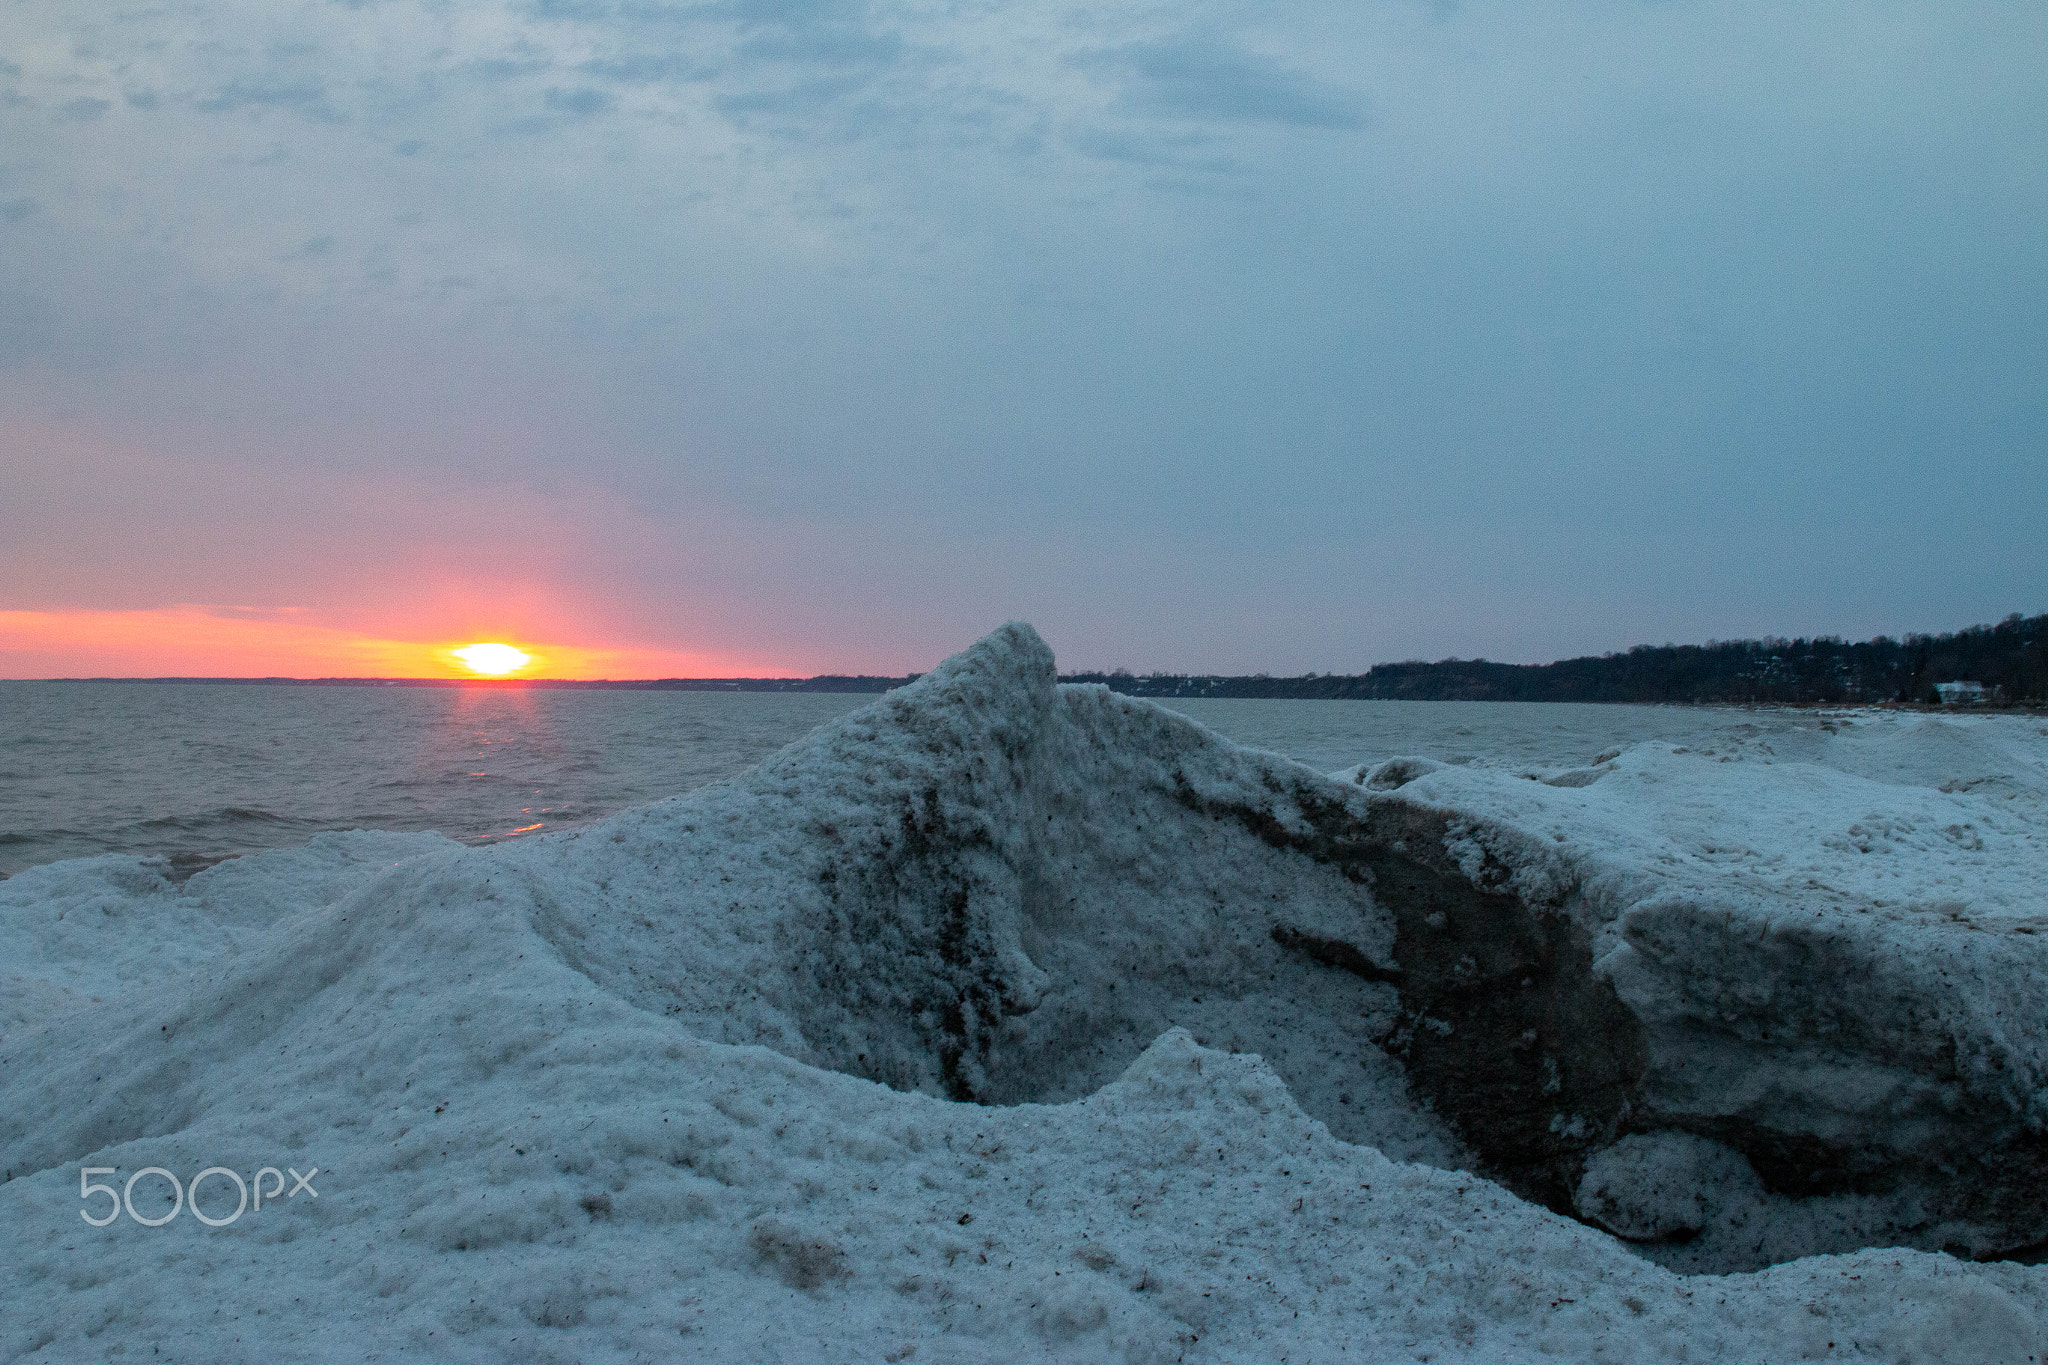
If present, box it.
[0,682,1816,878]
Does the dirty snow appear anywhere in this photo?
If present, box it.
[1347,709,2048,1272]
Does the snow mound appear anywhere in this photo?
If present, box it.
[1376,716,2048,1267]
[0,830,456,1033]
[1334,755,1449,791]
[1821,712,2048,799]
[1,625,2045,1359]
[485,621,1456,1165]
[1576,1132,1762,1242]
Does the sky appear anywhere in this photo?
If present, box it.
[2,1,2044,678]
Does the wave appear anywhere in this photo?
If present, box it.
[132,805,318,831]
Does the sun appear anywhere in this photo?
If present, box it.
[453,642,533,676]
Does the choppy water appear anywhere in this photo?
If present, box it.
[1,681,1809,878]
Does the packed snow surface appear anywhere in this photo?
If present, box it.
[1345,708,2048,1269]
[1,625,2043,1361]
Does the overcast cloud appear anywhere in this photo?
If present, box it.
[1,0,2043,673]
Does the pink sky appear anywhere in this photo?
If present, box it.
[2,2,2042,682]
[0,607,779,680]
[0,415,802,678]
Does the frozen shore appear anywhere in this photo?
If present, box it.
[1,624,2043,1362]
[1337,707,2048,1271]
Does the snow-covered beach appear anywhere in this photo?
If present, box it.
[3,625,2044,1361]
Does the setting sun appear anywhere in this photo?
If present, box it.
[453,642,533,675]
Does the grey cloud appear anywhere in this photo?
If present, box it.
[0,0,2040,675]
[736,28,900,70]
[286,235,335,259]
[714,73,871,124]
[525,0,632,22]
[681,0,913,137]
[518,0,914,151]
[1080,36,1365,131]
[712,0,868,29]
[717,0,904,86]
[573,2,901,86]
[581,52,712,85]
[544,86,613,116]
[492,93,611,136]
[468,56,556,83]
[1065,125,1235,174]
[533,0,877,38]
[57,96,112,121]
[124,89,161,110]
[194,79,341,122]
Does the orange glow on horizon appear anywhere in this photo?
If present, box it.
[0,606,787,681]
[451,643,533,676]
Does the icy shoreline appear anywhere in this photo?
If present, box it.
[2,624,2044,1361]
[1339,718,2048,1270]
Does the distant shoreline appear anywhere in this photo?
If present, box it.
[8,678,2044,714]
[8,611,2043,705]
[22,675,917,691]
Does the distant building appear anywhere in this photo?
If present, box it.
[1935,681,1986,705]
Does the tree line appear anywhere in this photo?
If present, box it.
[91,613,2046,703]
[1061,612,2048,706]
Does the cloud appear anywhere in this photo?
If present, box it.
[552,0,910,126]
[467,56,556,84]
[57,96,111,122]
[1064,124,1234,173]
[1078,35,1366,130]
[736,28,902,70]
[494,86,616,135]
[714,73,873,124]
[1,0,2042,673]
[712,0,871,28]
[580,53,710,85]
[525,0,630,22]
[543,86,612,116]
[194,79,341,122]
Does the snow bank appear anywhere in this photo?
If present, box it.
[1,625,2044,1360]
[493,622,1451,1164]
[0,830,456,1033]
[1355,711,2048,1268]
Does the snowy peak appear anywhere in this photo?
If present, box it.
[911,620,1059,706]
[518,621,1424,1143]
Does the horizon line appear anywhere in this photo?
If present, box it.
[6,607,2040,687]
